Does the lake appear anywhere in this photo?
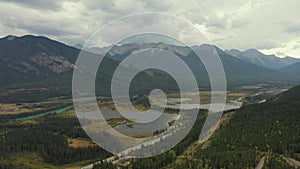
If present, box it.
[77,110,179,136]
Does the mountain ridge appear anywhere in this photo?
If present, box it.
[225,48,299,70]
[0,35,298,92]
[278,61,300,81]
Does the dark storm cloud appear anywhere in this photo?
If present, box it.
[0,0,64,11]
[0,0,299,57]
[20,23,79,37]
[140,0,171,11]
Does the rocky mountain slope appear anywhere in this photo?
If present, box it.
[225,48,299,70]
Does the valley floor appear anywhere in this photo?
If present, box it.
[0,83,298,169]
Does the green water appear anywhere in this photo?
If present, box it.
[16,105,74,121]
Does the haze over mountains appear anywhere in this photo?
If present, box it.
[0,35,299,92]
[225,48,300,70]
[278,61,300,79]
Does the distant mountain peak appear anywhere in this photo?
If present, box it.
[245,48,259,52]
[1,35,18,41]
[74,43,83,49]
[0,34,57,43]
[0,34,298,89]
[225,48,300,70]
[224,49,240,57]
[0,34,79,85]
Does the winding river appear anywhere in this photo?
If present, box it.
[16,105,74,121]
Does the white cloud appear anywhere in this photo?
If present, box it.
[0,0,64,11]
[0,0,299,57]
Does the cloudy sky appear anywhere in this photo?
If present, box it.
[0,0,299,58]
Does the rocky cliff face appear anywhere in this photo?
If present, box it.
[29,53,74,74]
[0,35,78,80]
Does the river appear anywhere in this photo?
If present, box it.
[16,105,74,121]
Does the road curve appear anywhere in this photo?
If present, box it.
[255,156,266,169]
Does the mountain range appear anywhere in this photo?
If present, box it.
[0,35,299,102]
[278,61,300,79]
[224,48,300,70]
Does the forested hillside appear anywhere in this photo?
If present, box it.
[168,85,300,168]
[0,114,112,169]
[98,85,300,169]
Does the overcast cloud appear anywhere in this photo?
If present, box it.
[0,0,299,57]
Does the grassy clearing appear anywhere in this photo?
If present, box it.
[227,92,248,97]
[237,85,262,90]
[67,138,96,148]
[0,103,39,115]
[8,153,57,169]
[58,109,77,118]
[122,133,153,138]
[8,153,103,169]
[106,117,133,128]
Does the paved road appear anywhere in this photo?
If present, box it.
[81,122,185,169]
[282,157,300,168]
[255,156,266,169]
